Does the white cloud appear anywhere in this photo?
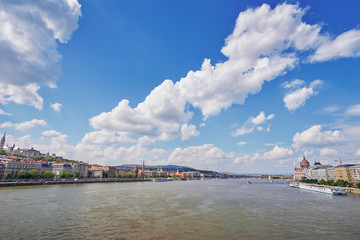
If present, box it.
[168,144,235,170]
[0,83,43,110]
[262,145,293,160]
[320,148,339,156]
[51,103,62,112]
[321,105,342,114]
[232,111,274,136]
[0,0,81,109]
[283,79,305,89]
[283,79,323,112]
[237,141,247,146]
[356,149,360,156]
[87,3,360,145]
[311,30,360,62]
[292,125,343,150]
[180,124,200,140]
[42,130,62,137]
[0,119,47,131]
[345,104,360,116]
[0,108,11,116]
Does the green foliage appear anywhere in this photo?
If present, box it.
[43,171,55,179]
[74,171,80,178]
[17,170,29,179]
[60,171,73,179]
[0,149,6,155]
[5,172,13,179]
[301,179,318,184]
[104,171,109,178]
[356,182,360,189]
[28,169,40,179]
[319,179,326,185]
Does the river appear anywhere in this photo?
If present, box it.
[0,179,359,239]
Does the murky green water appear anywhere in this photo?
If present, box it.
[0,179,359,239]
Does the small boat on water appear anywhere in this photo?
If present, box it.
[247,181,251,184]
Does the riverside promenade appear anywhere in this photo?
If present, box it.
[0,178,152,187]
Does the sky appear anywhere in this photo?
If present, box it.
[0,0,360,174]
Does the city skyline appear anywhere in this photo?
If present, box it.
[0,1,360,173]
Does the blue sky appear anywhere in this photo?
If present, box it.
[0,0,360,173]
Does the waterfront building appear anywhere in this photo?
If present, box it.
[116,169,132,176]
[335,164,355,182]
[72,163,89,178]
[293,156,310,180]
[89,169,104,178]
[90,165,116,178]
[0,162,4,178]
[309,165,334,181]
[52,163,73,176]
[40,163,52,174]
[3,161,42,178]
[350,165,360,182]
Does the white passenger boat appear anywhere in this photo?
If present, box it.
[298,183,347,196]
[152,178,168,182]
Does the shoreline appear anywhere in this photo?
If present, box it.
[0,178,152,188]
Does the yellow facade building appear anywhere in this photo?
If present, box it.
[335,165,355,182]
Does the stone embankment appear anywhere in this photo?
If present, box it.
[0,178,151,187]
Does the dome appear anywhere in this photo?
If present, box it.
[300,156,310,169]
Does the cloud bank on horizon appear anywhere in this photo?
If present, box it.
[0,1,360,173]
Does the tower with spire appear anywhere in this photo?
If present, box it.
[0,132,5,150]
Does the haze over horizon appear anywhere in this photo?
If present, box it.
[0,0,359,174]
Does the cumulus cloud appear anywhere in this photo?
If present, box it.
[345,104,360,116]
[0,83,43,110]
[262,145,293,160]
[0,0,81,109]
[283,79,322,111]
[0,119,47,131]
[87,3,360,145]
[51,103,62,112]
[320,148,338,156]
[42,130,62,137]
[292,125,343,150]
[232,111,274,136]
[311,30,360,62]
[168,144,235,170]
[180,124,200,140]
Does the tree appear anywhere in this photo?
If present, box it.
[43,171,55,179]
[319,179,326,185]
[356,182,360,189]
[5,172,13,179]
[17,170,29,179]
[104,171,109,178]
[60,171,73,178]
[74,171,80,178]
[28,169,40,179]
[0,149,6,155]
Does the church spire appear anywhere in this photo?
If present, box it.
[0,132,5,150]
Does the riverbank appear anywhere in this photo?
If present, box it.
[0,178,152,187]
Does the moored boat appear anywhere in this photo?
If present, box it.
[298,183,347,196]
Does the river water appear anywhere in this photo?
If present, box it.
[0,179,359,240]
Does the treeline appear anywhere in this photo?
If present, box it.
[301,179,360,189]
[4,170,82,180]
[4,170,54,179]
